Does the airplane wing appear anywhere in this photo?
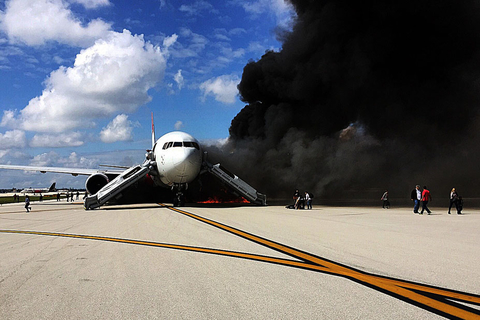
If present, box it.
[0,164,124,176]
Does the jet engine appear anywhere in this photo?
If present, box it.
[85,173,109,195]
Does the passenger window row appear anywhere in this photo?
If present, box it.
[162,141,200,150]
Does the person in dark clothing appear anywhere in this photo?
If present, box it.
[410,185,421,213]
[448,188,458,214]
[381,190,390,209]
[457,196,463,214]
[293,189,300,206]
[25,195,31,212]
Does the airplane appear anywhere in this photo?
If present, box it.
[0,115,266,209]
[20,182,56,194]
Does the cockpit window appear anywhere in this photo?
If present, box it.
[163,141,200,150]
[184,142,200,150]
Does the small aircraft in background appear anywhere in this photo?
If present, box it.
[20,182,56,194]
[0,115,266,209]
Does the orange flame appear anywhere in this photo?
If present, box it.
[198,196,249,204]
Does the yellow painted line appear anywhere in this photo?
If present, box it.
[1,204,479,319]
[1,228,479,318]
[163,205,480,319]
[0,229,330,272]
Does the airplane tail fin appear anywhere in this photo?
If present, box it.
[49,182,56,192]
[151,112,156,150]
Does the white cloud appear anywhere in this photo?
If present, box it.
[199,74,240,104]
[179,0,218,16]
[174,69,184,90]
[201,137,229,147]
[163,34,178,48]
[239,0,295,29]
[30,132,84,147]
[1,30,167,133]
[247,41,268,54]
[30,151,60,167]
[180,28,208,52]
[0,130,26,149]
[29,150,97,168]
[0,110,17,127]
[174,120,183,130]
[72,0,111,9]
[100,114,134,143]
[57,152,97,168]
[0,0,112,47]
[168,28,207,59]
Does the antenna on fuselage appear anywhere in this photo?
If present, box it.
[151,112,155,149]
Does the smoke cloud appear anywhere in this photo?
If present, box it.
[207,0,480,203]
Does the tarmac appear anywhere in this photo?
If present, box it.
[0,200,479,319]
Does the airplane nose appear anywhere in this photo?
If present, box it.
[172,148,201,180]
[174,148,198,166]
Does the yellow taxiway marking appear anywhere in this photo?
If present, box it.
[1,204,479,319]
[163,205,480,319]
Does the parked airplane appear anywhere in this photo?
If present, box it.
[20,182,56,194]
[0,116,266,209]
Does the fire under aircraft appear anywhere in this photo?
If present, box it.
[0,118,266,209]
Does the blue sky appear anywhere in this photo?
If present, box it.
[0,0,295,188]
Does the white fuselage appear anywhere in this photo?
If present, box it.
[153,131,203,186]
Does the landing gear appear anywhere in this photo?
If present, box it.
[172,183,187,207]
[173,192,185,207]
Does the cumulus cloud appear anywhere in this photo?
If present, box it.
[71,0,111,9]
[30,151,60,167]
[1,30,168,133]
[0,0,112,47]
[100,114,134,143]
[30,132,84,147]
[174,120,183,130]
[0,130,26,149]
[57,151,97,168]
[29,151,97,168]
[0,110,17,127]
[199,74,240,104]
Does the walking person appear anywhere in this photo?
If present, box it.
[420,186,432,215]
[25,195,31,212]
[305,191,312,209]
[410,185,422,213]
[381,190,390,209]
[457,196,464,214]
[293,189,300,206]
[448,188,458,214]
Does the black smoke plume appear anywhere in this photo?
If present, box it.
[207,0,480,203]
